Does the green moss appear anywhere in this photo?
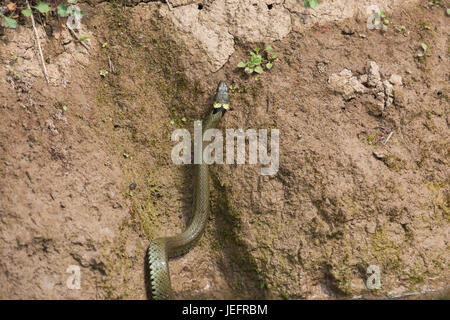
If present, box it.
[367,136,376,145]
[431,255,445,271]
[409,273,425,284]
[212,176,268,298]
[279,291,290,300]
[426,181,449,221]
[383,154,406,172]
[372,227,402,270]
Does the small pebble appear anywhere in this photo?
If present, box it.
[129,183,137,190]
[373,151,387,160]
[389,74,403,86]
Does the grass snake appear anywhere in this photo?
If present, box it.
[147,81,230,299]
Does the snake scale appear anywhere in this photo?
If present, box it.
[147,81,230,299]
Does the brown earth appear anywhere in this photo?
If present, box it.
[0,0,448,299]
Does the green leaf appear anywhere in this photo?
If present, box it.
[373,19,380,26]
[271,54,277,59]
[1,15,17,28]
[421,43,428,51]
[244,67,253,74]
[34,3,51,14]
[181,117,187,122]
[254,65,264,74]
[266,62,273,69]
[380,11,386,18]
[237,61,246,68]
[57,4,69,17]
[21,9,32,17]
[62,105,68,111]
[265,46,273,51]
[447,8,450,16]
[252,55,262,65]
[78,35,90,42]
[309,0,318,8]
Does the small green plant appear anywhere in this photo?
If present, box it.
[7,66,22,79]
[395,25,406,32]
[373,10,390,31]
[303,0,318,8]
[169,116,187,125]
[1,1,82,30]
[99,69,108,77]
[1,2,18,28]
[417,42,431,58]
[419,21,433,31]
[427,0,441,6]
[229,85,248,93]
[61,98,68,111]
[237,46,277,80]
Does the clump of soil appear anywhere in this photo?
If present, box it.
[0,1,448,299]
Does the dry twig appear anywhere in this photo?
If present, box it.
[108,56,114,74]
[26,0,49,84]
[66,24,90,51]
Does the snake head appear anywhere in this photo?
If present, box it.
[213,81,230,114]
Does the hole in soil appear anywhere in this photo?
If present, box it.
[198,3,203,10]
[267,4,273,10]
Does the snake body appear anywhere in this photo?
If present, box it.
[147,81,230,299]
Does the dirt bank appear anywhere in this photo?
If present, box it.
[0,0,448,299]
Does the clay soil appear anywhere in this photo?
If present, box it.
[0,0,448,299]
